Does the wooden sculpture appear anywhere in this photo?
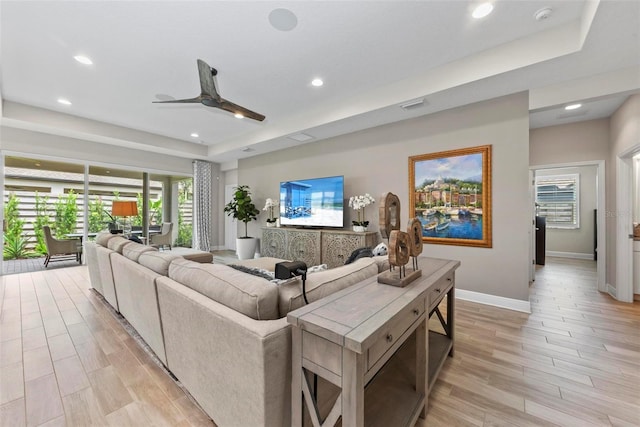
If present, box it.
[379,192,401,239]
[377,193,422,287]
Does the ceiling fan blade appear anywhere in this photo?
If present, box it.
[152,97,201,104]
[197,59,219,99]
[219,98,266,122]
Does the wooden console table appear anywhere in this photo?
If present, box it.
[287,257,459,426]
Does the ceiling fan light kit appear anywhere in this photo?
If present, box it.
[153,59,266,122]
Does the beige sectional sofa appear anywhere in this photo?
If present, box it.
[86,232,386,427]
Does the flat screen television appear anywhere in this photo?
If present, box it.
[279,175,344,228]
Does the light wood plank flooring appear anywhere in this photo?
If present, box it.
[0,265,214,426]
[1,257,638,426]
[418,257,640,427]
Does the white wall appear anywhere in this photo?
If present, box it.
[235,93,531,302]
[608,94,640,290]
[536,166,597,257]
[0,126,194,175]
[634,156,640,224]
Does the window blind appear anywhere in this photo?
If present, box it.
[535,173,579,229]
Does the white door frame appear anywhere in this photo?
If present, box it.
[616,144,640,302]
[530,160,606,292]
[224,184,237,251]
[529,169,536,283]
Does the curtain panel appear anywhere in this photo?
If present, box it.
[193,160,213,251]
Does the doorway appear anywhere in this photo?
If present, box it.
[615,144,640,302]
[530,160,605,291]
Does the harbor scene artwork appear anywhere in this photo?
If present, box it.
[409,145,492,248]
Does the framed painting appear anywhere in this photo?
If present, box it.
[409,145,492,248]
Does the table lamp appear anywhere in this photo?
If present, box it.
[111,201,138,236]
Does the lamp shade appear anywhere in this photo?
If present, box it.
[111,201,138,216]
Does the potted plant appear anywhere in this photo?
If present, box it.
[349,193,375,232]
[224,185,260,259]
[263,198,279,227]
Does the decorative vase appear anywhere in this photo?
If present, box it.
[236,237,257,260]
[353,225,367,232]
[266,222,276,228]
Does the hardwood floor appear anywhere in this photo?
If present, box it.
[1,257,638,426]
[418,257,640,427]
[0,265,214,426]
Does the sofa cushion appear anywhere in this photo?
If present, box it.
[182,251,214,264]
[168,259,279,320]
[107,236,133,253]
[95,232,117,247]
[138,251,183,276]
[122,243,157,262]
[278,257,379,316]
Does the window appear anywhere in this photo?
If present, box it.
[535,173,579,229]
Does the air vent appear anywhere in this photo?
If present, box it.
[400,98,426,110]
[288,133,314,142]
[557,110,588,120]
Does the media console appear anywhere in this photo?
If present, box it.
[261,227,379,268]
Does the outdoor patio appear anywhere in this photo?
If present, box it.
[2,257,83,275]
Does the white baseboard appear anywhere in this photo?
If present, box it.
[456,289,531,313]
[546,251,594,260]
[607,283,617,299]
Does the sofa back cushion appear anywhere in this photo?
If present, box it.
[95,232,116,247]
[123,243,157,262]
[107,236,132,253]
[168,259,279,320]
[278,257,379,316]
[139,251,183,276]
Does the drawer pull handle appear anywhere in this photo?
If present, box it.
[413,309,420,316]
[435,288,441,293]
[386,334,393,343]
[447,277,452,282]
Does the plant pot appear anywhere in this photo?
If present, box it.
[236,237,257,260]
[352,225,367,232]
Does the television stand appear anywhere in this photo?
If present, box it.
[261,227,378,268]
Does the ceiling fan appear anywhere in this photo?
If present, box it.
[153,59,265,122]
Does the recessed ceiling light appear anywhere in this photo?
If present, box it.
[311,78,324,87]
[190,133,199,138]
[73,55,93,65]
[57,98,72,106]
[34,163,41,167]
[472,2,494,19]
[565,103,582,110]
[105,170,110,174]
[234,113,244,119]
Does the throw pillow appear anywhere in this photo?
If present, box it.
[345,247,374,265]
[372,242,388,256]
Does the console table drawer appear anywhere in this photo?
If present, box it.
[428,274,453,313]
[366,297,425,372]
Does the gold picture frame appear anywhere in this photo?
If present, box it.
[409,145,492,248]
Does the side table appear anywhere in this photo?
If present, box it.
[287,257,459,427]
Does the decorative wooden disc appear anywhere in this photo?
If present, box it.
[407,218,423,257]
[379,192,401,239]
[388,230,410,267]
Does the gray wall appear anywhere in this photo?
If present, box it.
[536,166,597,257]
[237,93,531,302]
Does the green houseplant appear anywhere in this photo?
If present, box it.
[224,185,260,259]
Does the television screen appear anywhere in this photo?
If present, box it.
[279,175,344,228]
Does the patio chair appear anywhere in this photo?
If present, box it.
[43,226,83,267]
[150,222,173,250]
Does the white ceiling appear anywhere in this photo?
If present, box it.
[1,1,639,164]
